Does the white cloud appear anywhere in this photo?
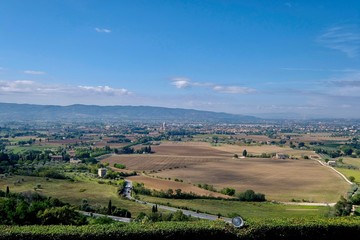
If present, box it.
[95,27,111,33]
[0,80,130,96]
[78,85,131,95]
[171,78,191,89]
[24,70,46,75]
[0,80,35,93]
[317,25,360,57]
[171,77,256,94]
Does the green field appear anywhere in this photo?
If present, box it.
[335,167,360,184]
[139,195,332,219]
[0,175,150,217]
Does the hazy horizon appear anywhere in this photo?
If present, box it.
[1,1,360,118]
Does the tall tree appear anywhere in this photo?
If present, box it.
[107,200,112,215]
[242,149,247,157]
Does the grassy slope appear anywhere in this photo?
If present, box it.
[139,195,332,219]
[0,175,149,217]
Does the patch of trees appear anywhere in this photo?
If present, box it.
[238,189,266,202]
[0,150,57,174]
[118,145,153,154]
[197,183,217,192]
[334,193,360,216]
[220,187,236,196]
[114,163,126,169]
[35,167,67,179]
[0,190,86,225]
[104,169,137,179]
[80,199,131,218]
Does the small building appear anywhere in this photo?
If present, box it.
[51,155,63,161]
[328,160,336,167]
[276,153,289,159]
[98,168,107,178]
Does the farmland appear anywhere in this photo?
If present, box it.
[103,142,350,202]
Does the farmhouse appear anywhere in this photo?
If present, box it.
[98,168,107,178]
[276,153,289,159]
[327,160,336,167]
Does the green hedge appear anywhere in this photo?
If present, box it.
[1,217,360,240]
[238,217,360,240]
[0,221,236,240]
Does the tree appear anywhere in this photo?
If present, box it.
[342,147,353,156]
[107,200,112,215]
[152,204,158,213]
[221,187,236,196]
[334,196,352,216]
[242,149,247,157]
[6,186,9,196]
[233,154,238,158]
[349,176,355,182]
[175,189,182,196]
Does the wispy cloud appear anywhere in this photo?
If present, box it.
[171,77,255,94]
[281,67,358,72]
[0,80,130,96]
[317,25,360,57]
[95,27,111,33]
[324,71,360,97]
[24,70,46,75]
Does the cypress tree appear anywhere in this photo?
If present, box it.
[107,200,112,215]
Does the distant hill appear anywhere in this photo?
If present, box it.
[0,103,259,123]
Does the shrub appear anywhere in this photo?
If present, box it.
[238,189,266,202]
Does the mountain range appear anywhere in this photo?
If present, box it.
[0,102,259,123]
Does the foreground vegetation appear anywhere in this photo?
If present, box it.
[1,217,360,240]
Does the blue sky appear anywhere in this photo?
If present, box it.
[1,0,360,118]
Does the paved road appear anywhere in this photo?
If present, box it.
[125,180,232,223]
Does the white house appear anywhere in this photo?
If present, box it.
[98,168,107,178]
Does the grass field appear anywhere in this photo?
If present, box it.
[103,142,349,202]
[0,175,150,217]
[342,157,360,168]
[334,167,360,185]
[139,195,332,219]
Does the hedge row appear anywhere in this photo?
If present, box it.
[0,221,237,240]
[1,217,360,240]
[238,217,360,240]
